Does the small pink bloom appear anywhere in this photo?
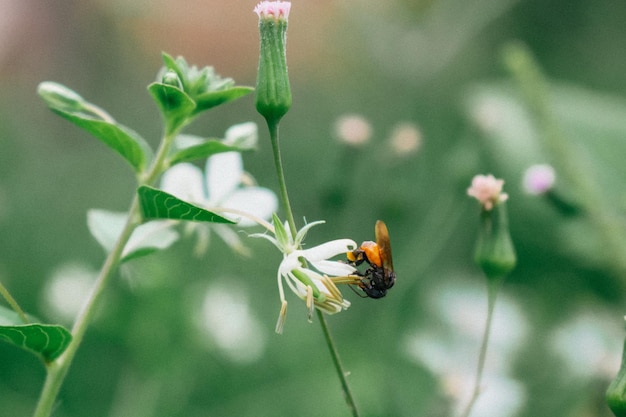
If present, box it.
[522,164,555,195]
[254,1,291,20]
[467,174,508,210]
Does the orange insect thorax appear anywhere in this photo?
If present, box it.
[359,241,382,267]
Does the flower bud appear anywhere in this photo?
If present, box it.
[161,70,183,90]
[468,175,516,280]
[607,324,626,417]
[474,201,517,281]
[254,1,292,126]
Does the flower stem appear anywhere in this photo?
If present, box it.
[32,132,177,417]
[459,279,501,417]
[267,120,297,235]
[317,309,361,417]
[33,197,141,417]
[0,279,29,324]
[266,120,361,417]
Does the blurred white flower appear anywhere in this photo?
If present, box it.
[334,114,372,146]
[41,262,97,324]
[550,311,622,380]
[161,124,277,255]
[251,216,358,333]
[404,281,528,417]
[196,282,266,363]
[388,122,422,156]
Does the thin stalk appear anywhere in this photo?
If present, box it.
[317,309,361,417]
[267,120,297,235]
[459,279,500,417]
[33,132,177,417]
[267,120,361,417]
[33,197,141,417]
[0,280,29,324]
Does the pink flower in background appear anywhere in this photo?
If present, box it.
[254,1,291,19]
[467,174,508,211]
[522,164,555,195]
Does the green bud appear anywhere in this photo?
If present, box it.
[161,70,183,90]
[607,324,626,417]
[474,202,517,281]
[37,81,85,112]
[254,2,292,126]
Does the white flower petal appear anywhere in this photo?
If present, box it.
[161,163,206,202]
[206,152,243,204]
[224,122,258,148]
[309,260,356,277]
[222,187,278,226]
[299,239,357,261]
[279,255,302,276]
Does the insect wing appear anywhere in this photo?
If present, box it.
[374,220,394,272]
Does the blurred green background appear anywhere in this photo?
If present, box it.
[2,1,626,416]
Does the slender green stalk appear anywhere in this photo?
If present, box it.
[267,120,297,235]
[459,280,500,417]
[267,120,361,417]
[317,309,361,417]
[33,132,177,417]
[33,197,141,417]
[0,280,29,324]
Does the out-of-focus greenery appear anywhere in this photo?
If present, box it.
[1,1,626,416]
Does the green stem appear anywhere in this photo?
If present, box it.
[268,120,297,235]
[33,197,141,417]
[33,132,177,417]
[459,279,501,417]
[0,280,29,324]
[317,310,361,417]
[267,120,361,417]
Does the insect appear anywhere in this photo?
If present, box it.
[347,220,396,298]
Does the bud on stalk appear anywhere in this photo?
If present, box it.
[254,1,292,126]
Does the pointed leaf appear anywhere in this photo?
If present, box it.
[147,82,196,135]
[169,139,253,166]
[137,186,235,224]
[0,305,72,362]
[193,87,254,114]
[38,82,153,173]
[87,209,180,262]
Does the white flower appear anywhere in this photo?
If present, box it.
[467,174,509,211]
[252,216,359,333]
[333,114,372,146]
[161,124,277,255]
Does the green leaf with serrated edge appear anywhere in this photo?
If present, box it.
[0,305,72,362]
[168,139,253,166]
[38,82,153,173]
[87,209,180,262]
[137,186,235,224]
[193,87,253,114]
[147,82,196,135]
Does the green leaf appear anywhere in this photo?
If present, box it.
[137,186,235,224]
[169,139,252,165]
[0,305,72,362]
[87,209,180,262]
[193,87,254,114]
[147,82,196,135]
[38,82,153,173]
